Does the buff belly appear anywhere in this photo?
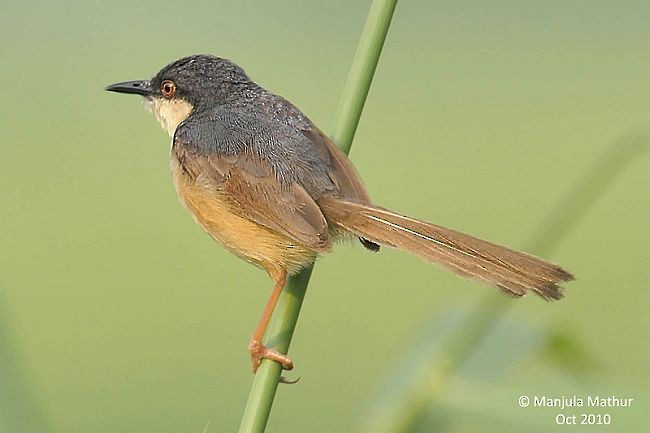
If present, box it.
[170,160,317,279]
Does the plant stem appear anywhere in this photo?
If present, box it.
[237,1,398,433]
[330,0,399,153]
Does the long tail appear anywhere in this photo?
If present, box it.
[318,198,574,300]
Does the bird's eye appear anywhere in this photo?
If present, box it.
[161,80,176,97]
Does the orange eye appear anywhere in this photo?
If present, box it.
[161,80,176,97]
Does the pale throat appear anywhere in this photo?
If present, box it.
[144,97,194,137]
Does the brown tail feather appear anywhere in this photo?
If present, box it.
[318,198,574,300]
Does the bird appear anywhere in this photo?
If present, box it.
[106,54,573,374]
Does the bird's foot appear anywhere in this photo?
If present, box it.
[248,339,294,374]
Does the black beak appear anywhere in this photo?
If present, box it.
[105,80,153,96]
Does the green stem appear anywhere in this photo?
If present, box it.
[238,1,398,432]
[330,0,399,153]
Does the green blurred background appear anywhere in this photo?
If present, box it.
[1,0,648,432]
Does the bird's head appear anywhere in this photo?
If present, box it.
[106,54,252,136]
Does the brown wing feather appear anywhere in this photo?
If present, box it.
[302,126,381,252]
[175,146,331,251]
[302,127,371,202]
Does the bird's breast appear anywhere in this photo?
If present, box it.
[169,158,318,276]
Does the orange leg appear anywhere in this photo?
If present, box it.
[248,269,294,373]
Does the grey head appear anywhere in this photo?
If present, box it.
[106,55,257,135]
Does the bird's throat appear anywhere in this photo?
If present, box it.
[145,97,194,137]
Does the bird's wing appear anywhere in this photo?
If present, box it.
[300,125,380,251]
[301,126,372,203]
[173,110,332,251]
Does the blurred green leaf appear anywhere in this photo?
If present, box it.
[540,326,600,378]
[0,289,50,433]
[357,132,649,433]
